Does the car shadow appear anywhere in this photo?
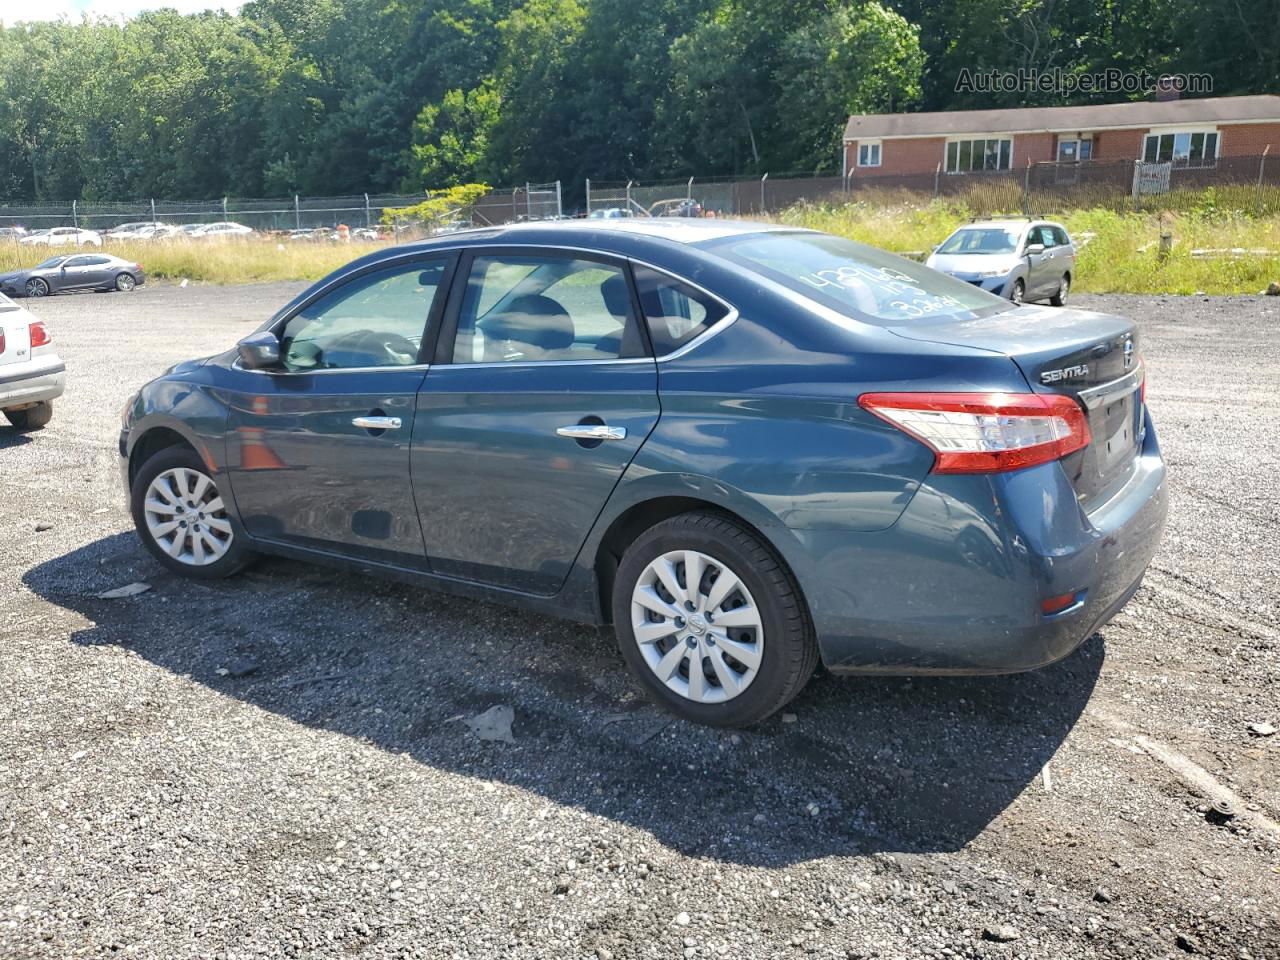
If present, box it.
[0,427,34,448]
[24,533,1103,867]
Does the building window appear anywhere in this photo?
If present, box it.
[945,138,1012,173]
[1142,130,1218,167]
[857,141,881,167]
[1057,137,1092,162]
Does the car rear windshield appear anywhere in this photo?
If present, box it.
[706,232,1010,326]
[936,227,1021,255]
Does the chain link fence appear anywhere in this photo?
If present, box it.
[4,157,1278,235]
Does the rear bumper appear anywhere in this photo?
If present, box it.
[0,356,65,409]
[800,408,1167,674]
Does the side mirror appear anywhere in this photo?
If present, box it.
[237,331,281,369]
[1025,243,1045,256]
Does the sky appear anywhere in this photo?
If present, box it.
[0,0,239,21]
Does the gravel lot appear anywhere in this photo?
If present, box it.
[1,283,1277,960]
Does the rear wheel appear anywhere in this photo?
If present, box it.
[1010,278,1025,304]
[25,277,49,298]
[115,272,137,292]
[1050,274,1070,306]
[130,446,254,579]
[4,401,53,430]
[612,511,816,727]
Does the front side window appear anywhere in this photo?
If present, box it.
[278,260,446,371]
[858,141,881,167]
[709,231,1008,326]
[452,255,642,364]
[946,138,1012,173]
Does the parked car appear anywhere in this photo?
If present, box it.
[106,221,176,241]
[174,224,209,238]
[0,294,63,430]
[193,221,254,239]
[0,254,145,298]
[0,226,28,241]
[19,226,103,248]
[926,219,1076,305]
[588,207,633,219]
[119,219,1165,726]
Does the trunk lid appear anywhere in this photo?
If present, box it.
[0,297,31,366]
[888,304,1144,510]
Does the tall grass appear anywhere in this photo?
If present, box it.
[5,197,1279,295]
[0,237,391,284]
[773,199,1280,295]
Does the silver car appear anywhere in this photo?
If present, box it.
[0,294,64,430]
[926,219,1076,306]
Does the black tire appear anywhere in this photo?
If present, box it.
[115,272,137,292]
[25,277,49,298]
[1010,278,1025,304]
[130,445,254,579]
[4,401,53,430]
[1050,273,1070,307]
[612,511,817,727]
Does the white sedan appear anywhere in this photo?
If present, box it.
[0,294,63,430]
[192,222,254,239]
[19,227,102,248]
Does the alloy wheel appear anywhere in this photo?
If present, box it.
[116,273,136,292]
[143,467,234,566]
[630,549,764,704]
[1011,280,1024,304]
[1058,276,1070,303]
[25,278,48,297]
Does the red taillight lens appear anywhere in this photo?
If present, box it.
[858,391,1091,474]
[1041,592,1079,615]
[28,321,51,348]
[0,330,5,354]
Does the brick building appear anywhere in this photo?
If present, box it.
[842,94,1280,177]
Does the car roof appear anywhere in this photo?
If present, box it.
[400,217,792,251]
[957,219,1067,231]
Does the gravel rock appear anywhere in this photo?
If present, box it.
[982,925,1020,943]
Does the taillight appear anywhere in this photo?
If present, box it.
[0,329,5,354]
[28,321,51,348]
[858,391,1091,474]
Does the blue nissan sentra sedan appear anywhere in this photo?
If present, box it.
[119,219,1166,726]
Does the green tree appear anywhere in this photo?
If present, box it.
[408,85,501,188]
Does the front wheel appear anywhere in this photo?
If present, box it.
[25,277,49,298]
[612,511,817,727]
[130,445,254,579]
[1009,278,1025,305]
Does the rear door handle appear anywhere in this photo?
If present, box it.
[352,415,402,430]
[556,424,626,441]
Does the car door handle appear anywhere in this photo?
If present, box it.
[352,415,402,430]
[556,424,626,441]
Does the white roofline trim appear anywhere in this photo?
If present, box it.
[842,116,1278,143]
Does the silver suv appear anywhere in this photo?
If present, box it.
[926,218,1076,306]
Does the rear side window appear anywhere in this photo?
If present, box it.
[1052,226,1070,246]
[632,266,729,354]
[452,255,644,364]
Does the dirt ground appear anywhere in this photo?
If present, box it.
[1,283,1277,959]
